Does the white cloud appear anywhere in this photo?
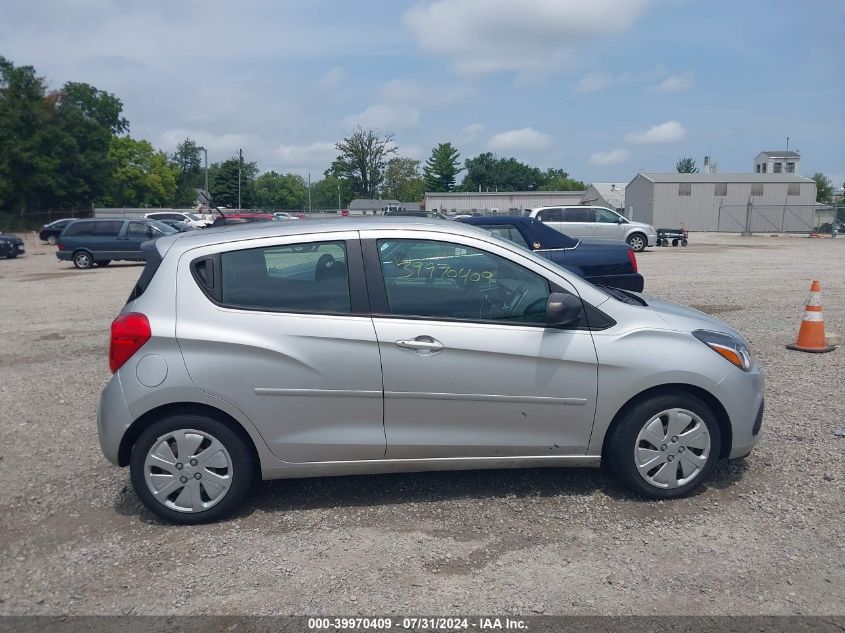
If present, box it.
[625,120,686,144]
[276,142,337,163]
[589,148,631,165]
[653,71,694,93]
[404,0,651,75]
[342,104,421,131]
[461,122,485,140]
[575,72,612,93]
[159,129,254,155]
[487,127,552,151]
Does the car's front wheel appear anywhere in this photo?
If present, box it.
[605,391,721,499]
[627,233,647,252]
[130,414,254,524]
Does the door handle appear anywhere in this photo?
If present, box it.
[395,337,444,352]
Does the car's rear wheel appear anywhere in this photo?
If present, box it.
[47,235,58,245]
[130,414,254,524]
[72,250,93,269]
[627,233,647,252]
[606,391,721,499]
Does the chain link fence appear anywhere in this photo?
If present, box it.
[716,202,842,234]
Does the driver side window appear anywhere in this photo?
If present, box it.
[376,239,550,324]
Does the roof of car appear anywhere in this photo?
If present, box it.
[155,217,490,254]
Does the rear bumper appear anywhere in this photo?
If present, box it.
[0,242,25,256]
[588,272,644,292]
[98,373,134,466]
[56,251,72,261]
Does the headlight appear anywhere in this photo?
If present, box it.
[692,330,753,371]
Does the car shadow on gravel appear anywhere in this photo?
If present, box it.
[112,459,753,526]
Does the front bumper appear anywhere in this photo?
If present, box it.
[646,231,658,247]
[717,364,765,459]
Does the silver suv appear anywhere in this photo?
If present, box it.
[99,219,763,523]
[525,206,657,252]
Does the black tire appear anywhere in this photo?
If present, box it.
[681,239,688,247]
[95,260,111,266]
[72,250,93,269]
[626,233,647,252]
[605,390,721,499]
[672,239,679,247]
[130,414,254,524]
[47,235,58,245]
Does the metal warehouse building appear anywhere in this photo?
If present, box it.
[425,191,584,214]
[625,173,818,232]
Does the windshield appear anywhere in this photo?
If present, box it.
[148,219,178,235]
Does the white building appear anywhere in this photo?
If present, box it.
[625,173,817,232]
[754,150,800,174]
[580,183,625,213]
[425,190,584,214]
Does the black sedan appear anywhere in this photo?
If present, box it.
[459,216,643,292]
[38,218,75,245]
[0,232,25,259]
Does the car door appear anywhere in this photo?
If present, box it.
[91,220,125,258]
[175,232,386,463]
[560,207,595,239]
[362,230,598,459]
[123,221,152,257]
[592,207,624,240]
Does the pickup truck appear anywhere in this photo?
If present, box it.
[459,215,643,292]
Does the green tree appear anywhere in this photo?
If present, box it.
[52,81,129,207]
[253,171,308,209]
[383,157,425,201]
[423,142,462,192]
[0,58,127,213]
[538,168,586,191]
[311,175,354,210]
[812,173,834,203]
[461,153,550,191]
[170,138,203,207]
[676,157,698,173]
[208,156,258,208]
[332,127,396,197]
[100,136,176,207]
[0,57,58,213]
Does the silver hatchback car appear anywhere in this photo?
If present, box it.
[99,219,763,523]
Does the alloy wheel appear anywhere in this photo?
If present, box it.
[143,428,233,513]
[634,408,711,489]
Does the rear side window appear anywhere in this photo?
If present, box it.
[482,224,530,249]
[63,222,94,237]
[126,221,150,237]
[563,208,594,222]
[93,221,123,236]
[219,241,351,313]
[537,208,562,222]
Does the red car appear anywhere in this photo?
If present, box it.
[210,212,276,227]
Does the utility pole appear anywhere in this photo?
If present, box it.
[337,181,341,212]
[238,148,243,210]
[307,173,312,214]
[199,146,208,206]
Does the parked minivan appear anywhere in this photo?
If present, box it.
[524,206,657,252]
[98,218,763,523]
[57,219,178,269]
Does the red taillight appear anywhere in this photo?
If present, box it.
[57,243,64,250]
[109,313,151,373]
[627,248,638,273]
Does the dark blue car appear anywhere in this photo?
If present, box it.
[459,216,643,292]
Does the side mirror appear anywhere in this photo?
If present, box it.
[546,292,582,326]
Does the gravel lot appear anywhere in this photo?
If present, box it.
[0,231,843,616]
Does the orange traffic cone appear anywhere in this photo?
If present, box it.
[786,280,835,353]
